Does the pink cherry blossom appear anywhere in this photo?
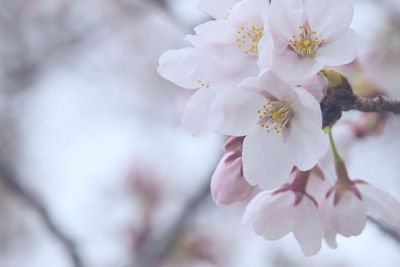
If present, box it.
[322,180,400,248]
[243,169,332,256]
[266,0,358,81]
[210,71,328,189]
[211,136,256,205]
[190,0,271,75]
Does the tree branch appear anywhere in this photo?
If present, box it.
[321,69,400,127]
[341,95,400,114]
[0,162,83,267]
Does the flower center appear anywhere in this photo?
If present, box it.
[257,100,292,134]
[289,25,325,57]
[236,25,264,55]
[197,80,210,88]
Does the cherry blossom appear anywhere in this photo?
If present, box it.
[211,136,256,205]
[322,172,400,248]
[190,0,271,76]
[243,169,332,256]
[266,0,358,81]
[210,71,328,189]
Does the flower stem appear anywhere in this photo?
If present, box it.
[328,127,342,164]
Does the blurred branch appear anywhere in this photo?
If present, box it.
[0,162,83,267]
[369,218,400,246]
[133,155,223,267]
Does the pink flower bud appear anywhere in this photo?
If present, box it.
[211,137,255,205]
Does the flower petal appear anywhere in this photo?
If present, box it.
[198,0,238,19]
[293,198,323,256]
[182,88,217,134]
[209,88,265,136]
[287,89,328,171]
[324,191,367,237]
[269,0,304,44]
[242,127,293,189]
[305,0,354,41]
[316,29,358,66]
[359,184,400,229]
[243,191,296,240]
[158,47,201,89]
[211,153,254,205]
[272,48,325,82]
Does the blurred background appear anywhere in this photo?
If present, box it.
[0,0,399,266]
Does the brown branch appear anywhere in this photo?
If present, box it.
[0,162,83,267]
[341,95,400,114]
[321,69,400,127]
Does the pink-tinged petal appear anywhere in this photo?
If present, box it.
[269,0,304,45]
[211,153,255,206]
[242,127,293,189]
[245,70,297,101]
[298,74,329,102]
[306,171,334,203]
[182,88,217,134]
[325,191,367,237]
[324,229,338,249]
[293,198,323,256]
[209,88,265,136]
[228,0,267,28]
[316,29,358,66]
[194,20,237,45]
[359,184,400,229]
[257,32,274,71]
[286,88,328,170]
[198,0,238,19]
[158,48,201,89]
[243,191,296,240]
[305,0,354,41]
[272,48,325,82]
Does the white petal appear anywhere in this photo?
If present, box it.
[288,89,328,170]
[257,32,274,71]
[324,229,338,249]
[305,0,354,41]
[242,127,293,189]
[272,48,325,82]
[316,29,358,66]
[359,184,400,229]
[209,88,265,136]
[158,48,201,89]
[243,191,296,240]
[293,198,323,256]
[194,20,237,44]
[182,88,217,134]
[269,0,304,43]
[198,0,238,19]
[298,74,329,102]
[326,191,367,237]
[228,0,267,28]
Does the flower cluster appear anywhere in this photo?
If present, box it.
[158,0,400,256]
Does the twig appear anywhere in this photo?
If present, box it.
[0,162,83,267]
[341,95,400,114]
[321,69,400,127]
[369,218,400,246]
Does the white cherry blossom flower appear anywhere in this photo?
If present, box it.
[243,169,332,256]
[210,71,328,189]
[266,0,358,81]
[322,178,400,248]
[190,0,272,76]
